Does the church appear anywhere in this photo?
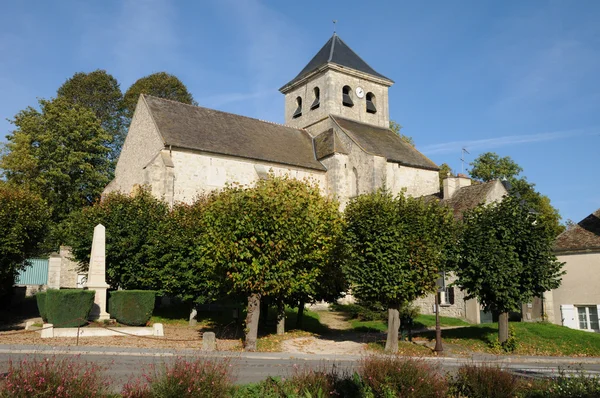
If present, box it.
[104,34,440,206]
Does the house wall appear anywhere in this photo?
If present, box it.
[551,251,600,329]
[413,273,469,320]
[284,69,390,131]
[385,163,439,198]
[162,149,327,204]
[104,97,165,196]
[484,181,509,204]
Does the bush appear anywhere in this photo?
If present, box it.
[122,357,233,398]
[359,356,448,397]
[0,356,108,398]
[450,364,520,398]
[109,290,156,326]
[36,291,47,322]
[45,289,95,327]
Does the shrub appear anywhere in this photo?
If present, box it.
[45,289,95,327]
[109,290,156,326]
[36,291,47,322]
[534,367,600,398]
[450,364,520,398]
[122,357,234,398]
[0,356,108,398]
[359,356,448,397]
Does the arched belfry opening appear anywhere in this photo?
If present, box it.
[293,96,302,118]
[311,87,320,110]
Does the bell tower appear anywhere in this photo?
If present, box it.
[279,34,394,132]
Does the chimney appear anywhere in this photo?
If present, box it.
[443,173,471,199]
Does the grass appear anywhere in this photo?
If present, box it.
[417,321,600,356]
[350,314,470,333]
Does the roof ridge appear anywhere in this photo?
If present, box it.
[328,33,336,62]
[142,94,303,131]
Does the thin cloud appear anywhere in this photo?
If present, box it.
[421,129,597,155]
[200,90,274,108]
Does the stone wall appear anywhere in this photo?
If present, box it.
[284,68,390,131]
[59,246,79,288]
[104,96,165,197]
[386,163,439,198]
[413,273,469,319]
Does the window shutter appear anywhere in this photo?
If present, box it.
[560,304,578,329]
[448,287,455,305]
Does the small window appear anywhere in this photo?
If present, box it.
[342,85,354,107]
[311,87,320,110]
[577,306,599,330]
[366,92,377,114]
[293,96,302,118]
[439,287,455,306]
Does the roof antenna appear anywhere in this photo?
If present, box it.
[460,147,470,174]
[333,20,337,34]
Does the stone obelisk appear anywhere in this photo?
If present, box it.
[87,224,110,321]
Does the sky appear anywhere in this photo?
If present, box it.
[1,0,599,223]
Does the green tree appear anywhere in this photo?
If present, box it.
[454,195,564,344]
[389,120,415,147]
[203,176,341,350]
[65,189,169,290]
[343,190,455,352]
[0,183,50,301]
[0,97,112,225]
[122,72,197,124]
[145,197,224,321]
[469,152,564,236]
[438,163,453,190]
[57,70,125,160]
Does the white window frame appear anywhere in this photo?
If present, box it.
[576,305,600,331]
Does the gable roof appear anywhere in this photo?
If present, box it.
[313,128,349,160]
[331,115,439,171]
[283,34,393,88]
[143,95,326,171]
[555,208,600,253]
[441,181,501,219]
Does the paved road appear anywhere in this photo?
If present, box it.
[1,345,600,392]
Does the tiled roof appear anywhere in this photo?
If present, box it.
[441,182,498,219]
[283,34,393,88]
[332,115,439,170]
[143,95,326,171]
[555,209,600,252]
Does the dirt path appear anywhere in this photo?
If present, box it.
[315,310,353,331]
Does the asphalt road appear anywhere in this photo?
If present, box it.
[2,345,600,393]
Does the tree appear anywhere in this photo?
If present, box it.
[438,163,453,190]
[57,70,125,160]
[0,97,112,225]
[145,197,224,322]
[469,152,564,236]
[122,72,197,124]
[343,190,455,352]
[203,176,341,350]
[65,189,169,290]
[0,183,49,301]
[389,120,415,147]
[454,195,564,344]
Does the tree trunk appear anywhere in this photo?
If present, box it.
[244,293,261,351]
[498,311,509,344]
[296,300,305,329]
[188,305,198,326]
[385,304,400,353]
[276,300,285,335]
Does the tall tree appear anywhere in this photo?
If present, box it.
[122,72,197,124]
[0,183,49,301]
[0,97,112,225]
[203,176,341,350]
[469,152,564,236]
[343,190,455,353]
[454,195,564,344]
[65,189,169,290]
[57,70,125,160]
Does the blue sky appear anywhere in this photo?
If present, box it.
[1,1,599,223]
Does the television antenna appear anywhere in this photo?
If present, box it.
[460,147,470,174]
[333,19,338,34]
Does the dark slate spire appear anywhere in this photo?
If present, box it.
[283,34,393,88]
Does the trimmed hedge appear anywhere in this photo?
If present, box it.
[46,289,95,328]
[36,291,48,322]
[109,290,156,326]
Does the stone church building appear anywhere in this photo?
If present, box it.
[104,34,440,207]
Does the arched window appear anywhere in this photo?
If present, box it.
[311,87,320,110]
[342,85,354,107]
[350,167,359,197]
[366,92,377,114]
[293,96,302,118]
